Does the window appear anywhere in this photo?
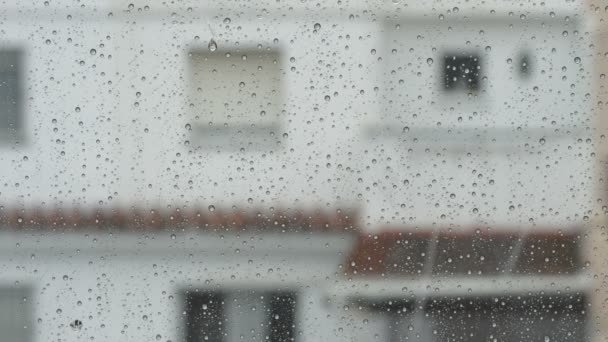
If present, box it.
[184,290,296,342]
[184,292,224,342]
[0,287,31,341]
[0,49,22,140]
[427,295,586,342]
[518,51,532,78]
[357,294,587,342]
[188,48,283,149]
[443,53,481,92]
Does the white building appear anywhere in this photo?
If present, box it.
[0,1,596,342]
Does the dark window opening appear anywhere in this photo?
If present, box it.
[185,292,225,342]
[427,294,588,342]
[443,54,481,92]
[0,49,22,140]
[0,287,32,341]
[518,52,532,78]
[184,290,297,342]
[269,293,297,342]
[357,294,587,342]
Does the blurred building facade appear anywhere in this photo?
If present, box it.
[0,1,597,342]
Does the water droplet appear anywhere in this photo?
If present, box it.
[208,205,215,212]
[208,39,217,52]
[90,49,96,56]
[223,17,231,24]
[427,58,433,65]
[314,23,321,30]
[70,319,82,331]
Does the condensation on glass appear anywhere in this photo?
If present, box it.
[0,2,601,342]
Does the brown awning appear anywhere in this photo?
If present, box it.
[346,228,584,277]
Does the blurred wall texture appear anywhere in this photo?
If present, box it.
[0,1,600,342]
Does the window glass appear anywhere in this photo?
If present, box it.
[0,2,602,342]
[188,48,283,149]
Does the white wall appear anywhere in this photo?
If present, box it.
[0,231,354,342]
[0,2,592,231]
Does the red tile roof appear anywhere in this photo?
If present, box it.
[0,206,359,233]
